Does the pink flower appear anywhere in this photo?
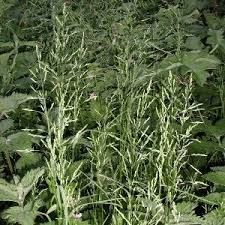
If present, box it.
[87,73,95,80]
[89,92,97,100]
[72,212,82,220]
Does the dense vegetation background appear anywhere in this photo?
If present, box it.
[0,0,225,224]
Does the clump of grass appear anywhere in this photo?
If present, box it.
[31,2,201,225]
[87,41,201,224]
[31,5,87,224]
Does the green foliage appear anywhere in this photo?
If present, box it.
[2,202,40,225]
[203,171,225,186]
[15,152,43,171]
[0,0,225,224]
[0,119,14,134]
[203,192,225,205]
[0,168,44,224]
[168,201,203,224]
[0,131,34,153]
[0,178,18,203]
[0,168,44,204]
[0,93,32,113]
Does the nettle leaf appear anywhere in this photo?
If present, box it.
[203,192,225,205]
[16,152,43,171]
[0,52,11,77]
[158,54,182,74]
[14,51,37,79]
[21,167,45,197]
[0,93,33,113]
[182,0,209,13]
[176,201,197,214]
[182,9,200,24]
[204,12,223,29]
[0,168,44,205]
[205,118,225,138]
[182,52,220,71]
[0,178,18,203]
[189,140,219,154]
[207,29,225,51]
[203,171,225,186]
[185,36,204,50]
[169,201,203,224]
[14,77,34,90]
[158,52,220,86]
[204,208,225,225]
[0,132,34,153]
[211,166,225,172]
[185,24,208,39]
[1,202,39,225]
[193,70,209,87]
[181,51,221,86]
[7,131,33,152]
[0,119,14,134]
[0,136,8,152]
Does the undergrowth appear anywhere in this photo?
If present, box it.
[0,0,225,224]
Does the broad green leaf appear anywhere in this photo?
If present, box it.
[14,52,36,79]
[16,152,43,170]
[158,52,220,86]
[0,136,7,152]
[182,0,209,13]
[193,70,209,87]
[158,54,182,74]
[204,208,225,225]
[0,93,32,113]
[0,42,14,48]
[0,52,11,65]
[21,168,45,197]
[185,36,204,50]
[176,201,197,214]
[2,202,39,225]
[205,118,225,138]
[203,192,225,205]
[192,86,218,105]
[211,166,225,172]
[7,132,33,151]
[207,29,225,51]
[0,119,14,134]
[203,171,225,186]
[14,77,34,90]
[184,24,208,39]
[189,140,219,154]
[168,201,203,224]
[204,12,223,29]
[0,178,18,203]
[0,52,11,77]
[0,132,33,153]
[19,41,37,47]
[182,52,220,72]
[0,41,36,49]
[181,52,221,86]
[182,9,200,24]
